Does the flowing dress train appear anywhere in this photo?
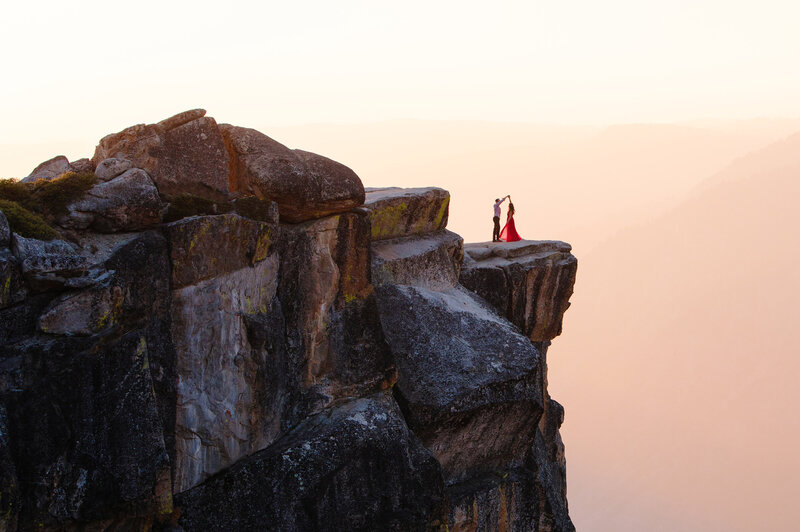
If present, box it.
[499,213,522,242]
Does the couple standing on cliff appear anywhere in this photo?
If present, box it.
[492,195,522,242]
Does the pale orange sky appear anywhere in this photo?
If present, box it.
[3,0,800,173]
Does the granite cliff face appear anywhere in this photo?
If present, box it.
[0,111,577,532]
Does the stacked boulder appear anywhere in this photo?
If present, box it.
[0,111,577,531]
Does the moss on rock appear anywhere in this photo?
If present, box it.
[31,172,98,215]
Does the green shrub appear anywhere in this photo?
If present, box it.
[0,179,35,210]
[0,199,60,240]
[31,171,97,215]
[0,172,98,217]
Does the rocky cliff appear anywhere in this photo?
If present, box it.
[0,110,577,532]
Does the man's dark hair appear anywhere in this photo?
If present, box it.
[495,198,500,203]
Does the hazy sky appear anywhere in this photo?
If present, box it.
[3,0,800,150]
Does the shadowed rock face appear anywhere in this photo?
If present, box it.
[0,210,10,247]
[446,468,558,532]
[461,240,578,342]
[175,393,445,532]
[0,404,19,532]
[381,284,544,479]
[2,130,576,531]
[0,248,26,309]
[0,232,176,529]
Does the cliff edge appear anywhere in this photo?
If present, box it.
[0,111,577,532]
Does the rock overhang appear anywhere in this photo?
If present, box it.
[364,186,450,241]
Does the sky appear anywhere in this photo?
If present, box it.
[3,0,800,161]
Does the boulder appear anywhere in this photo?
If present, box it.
[377,283,543,481]
[37,283,123,336]
[11,234,100,291]
[175,393,445,531]
[94,157,132,181]
[157,108,207,131]
[371,230,463,291]
[61,168,166,232]
[68,158,95,174]
[221,124,365,222]
[364,187,450,240]
[21,155,70,183]
[164,213,277,289]
[92,110,231,201]
[1,209,11,247]
[460,240,578,341]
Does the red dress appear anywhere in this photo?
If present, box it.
[499,213,522,242]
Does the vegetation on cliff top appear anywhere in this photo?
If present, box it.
[0,199,60,240]
[0,172,98,239]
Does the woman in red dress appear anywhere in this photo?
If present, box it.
[499,201,523,242]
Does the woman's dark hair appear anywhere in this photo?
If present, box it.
[508,202,515,215]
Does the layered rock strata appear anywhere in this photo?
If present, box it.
[0,112,577,531]
[460,240,578,342]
